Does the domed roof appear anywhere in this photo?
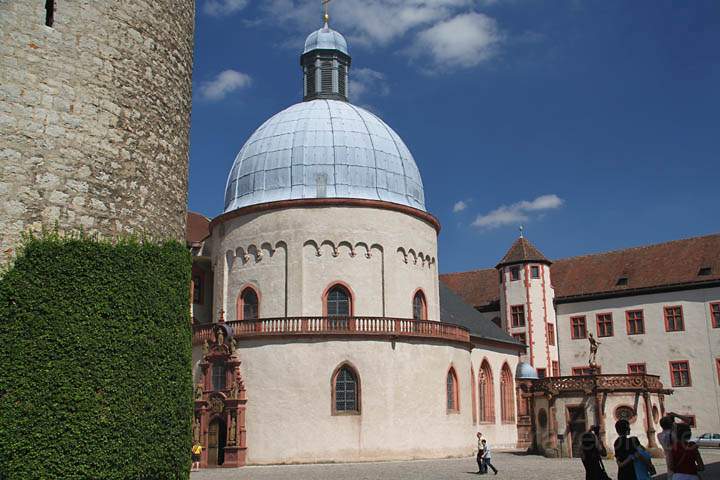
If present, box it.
[515,362,539,380]
[224,99,425,212]
[304,24,348,55]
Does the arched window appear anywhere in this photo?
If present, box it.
[238,286,259,320]
[478,360,495,423]
[500,363,515,423]
[446,367,459,412]
[325,284,351,317]
[412,290,427,320]
[332,364,360,414]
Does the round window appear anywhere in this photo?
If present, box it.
[538,409,548,428]
[615,406,637,423]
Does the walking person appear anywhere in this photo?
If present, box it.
[670,423,705,480]
[481,439,498,475]
[581,425,608,480]
[191,442,202,472]
[476,432,486,474]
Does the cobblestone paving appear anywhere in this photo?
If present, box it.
[191,449,720,480]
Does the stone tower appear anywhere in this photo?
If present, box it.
[497,235,560,377]
[0,1,195,257]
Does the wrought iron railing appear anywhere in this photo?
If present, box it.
[192,317,470,345]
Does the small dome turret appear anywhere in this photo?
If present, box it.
[303,24,349,55]
[301,20,351,102]
[516,362,540,380]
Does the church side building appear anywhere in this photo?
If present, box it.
[442,234,720,437]
[186,20,525,467]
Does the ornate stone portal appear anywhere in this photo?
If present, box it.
[195,323,247,468]
[518,373,671,459]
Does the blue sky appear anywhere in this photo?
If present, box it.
[188,0,720,273]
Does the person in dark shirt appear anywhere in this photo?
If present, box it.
[614,419,639,480]
[670,423,705,480]
[581,425,607,480]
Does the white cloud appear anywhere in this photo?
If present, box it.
[349,68,390,104]
[453,200,468,213]
[262,1,482,46]
[253,2,507,71]
[199,70,252,101]
[472,194,563,229]
[204,0,249,16]
[410,12,502,69]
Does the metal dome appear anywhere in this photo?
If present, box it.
[515,362,540,380]
[224,99,425,212]
[303,24,348,55]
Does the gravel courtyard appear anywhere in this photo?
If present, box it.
[191,449,720,480]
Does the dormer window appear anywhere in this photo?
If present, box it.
[698,267,712,276]
[616,277,628,286]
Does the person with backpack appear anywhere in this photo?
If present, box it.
[670,423,705,480]
[191,442,203,472]
[581,425,609,480]
[614,419,655,480]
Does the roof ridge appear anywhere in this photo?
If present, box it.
[555,232,720,263]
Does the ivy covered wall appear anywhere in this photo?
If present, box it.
[0,235,193,479]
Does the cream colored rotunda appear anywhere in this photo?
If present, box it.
[190,19,524,468]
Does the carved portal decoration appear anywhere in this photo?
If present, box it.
[521,373,671,459]
[194,326,247,468]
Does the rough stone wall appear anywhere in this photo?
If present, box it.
[0,1,195,258]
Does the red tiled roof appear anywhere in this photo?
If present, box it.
[441,233,720,307]
[186,211,210,244]
[441,268,499,309]
[497,237,550,268]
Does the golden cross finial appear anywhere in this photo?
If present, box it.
[322,0,332,24]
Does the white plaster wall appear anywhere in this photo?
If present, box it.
[469,345,520,449]
[210,206,439,321]
[229,338,476,464]
[556,287,720,433]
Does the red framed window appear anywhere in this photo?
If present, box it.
[627,363,646,375]
[511,305,525,327]
[710,303,720,328]
[500,364,515,423]
[446,367,459,412]
[716,359,720,385]
[412,290,427,320]
[669,361,691,387]
[530,265,540,279]
[664,306,684,332]
[596,313,614,337]
[547,323,556,346]
[510,266,520,281]
[572,366,599,376]
[512,333,526,344]
[626,310,645,335]
[552,361,560,377]
[239,286,259,320]
[571,316,587,339]
[536,368,546,379]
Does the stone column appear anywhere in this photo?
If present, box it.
[643,392,658,449]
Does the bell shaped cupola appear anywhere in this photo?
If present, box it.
[301,14,351,101]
